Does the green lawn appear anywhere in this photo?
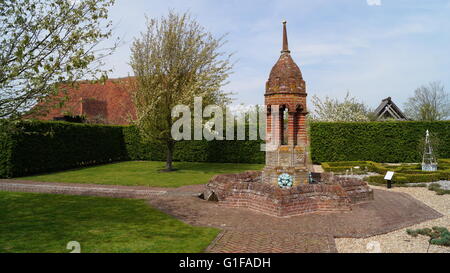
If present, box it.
[0,191,219,253]
[18,161,263,187]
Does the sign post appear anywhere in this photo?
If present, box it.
[384,171,394,189]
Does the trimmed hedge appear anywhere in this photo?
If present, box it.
[0,121,264,178]
[123,126,265,164]
[310,121,450,163]
[2,120,450,178]
[0,122,14,178]
[321,161,373,173]
[364,173,449,184]
[0,120,128,178]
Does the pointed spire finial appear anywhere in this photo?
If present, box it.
[282,20,290,53]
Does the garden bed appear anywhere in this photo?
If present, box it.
[322,159,450,185]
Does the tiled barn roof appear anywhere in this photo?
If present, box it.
[32,77,137,125]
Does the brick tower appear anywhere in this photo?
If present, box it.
[262,21,309,186]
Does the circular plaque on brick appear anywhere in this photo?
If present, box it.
[278,173,293,189]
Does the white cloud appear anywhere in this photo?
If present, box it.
[367,0,382,6]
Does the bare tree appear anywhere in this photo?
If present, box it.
[404,81,450,121]
[130,11,233,171]
[0,0,117,119]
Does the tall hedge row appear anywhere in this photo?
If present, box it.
[0,121,264,178]
[1,120,449,178]
[310,121,450,163]
[0,121,128,178]
[0,122,13,178]
[123,126,265,164]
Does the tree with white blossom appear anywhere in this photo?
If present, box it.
[311,92,372,122]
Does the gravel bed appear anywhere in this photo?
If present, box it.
[335,185,450,253]
[405,181,450,190]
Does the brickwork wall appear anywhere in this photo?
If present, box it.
[265,94,307,148]
[297,113,307,146]
[316,173,375,203]
[205,171,373,218]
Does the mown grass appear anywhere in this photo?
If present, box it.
[18,161,264,187]
[0,191,219,253]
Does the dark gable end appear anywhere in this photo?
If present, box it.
[374,97,408,121]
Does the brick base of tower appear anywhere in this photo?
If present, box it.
[202,171,374,218]
[262,145,309,185]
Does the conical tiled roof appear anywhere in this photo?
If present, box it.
[266,21,305,94]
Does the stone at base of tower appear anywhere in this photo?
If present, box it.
[262,145,309,186]
[262,168,309,186]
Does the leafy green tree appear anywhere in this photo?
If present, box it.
[404,81,450,121]
[0,0,117,119]
[130,11,233,171]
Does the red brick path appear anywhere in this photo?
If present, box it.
[206,231,336,253]
[147,189,443,253]
[0,180,168,199]
[0,180,201,198]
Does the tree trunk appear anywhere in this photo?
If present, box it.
[165,141,174,171]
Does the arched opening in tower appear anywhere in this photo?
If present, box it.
[282,107,288,145]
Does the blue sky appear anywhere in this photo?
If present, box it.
[104,0,450,109]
